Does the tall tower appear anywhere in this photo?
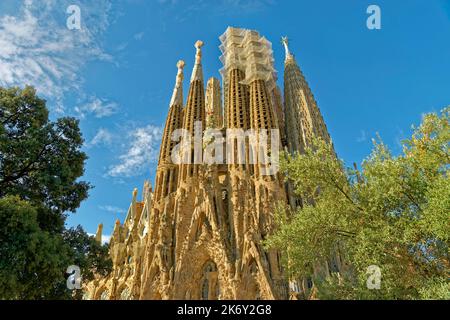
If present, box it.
[220,27,288,299]
[154,60,185,202]
[271,86,286,146]
[240,29,279,177]
[282,37,331,154]
[282,37,340,297]
[205,77,223,129]
[220,28,251,173]
[179,40,206,183]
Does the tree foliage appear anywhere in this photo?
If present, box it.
[0,87,111,299]
[0,86,90,233]
[265,107,450,299]
[0,196,68,299]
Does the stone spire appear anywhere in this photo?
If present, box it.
[281,36,294,62]
[169,60,185,107]
[158,61,184,165]
[95,223,103,243]
[155,61,185,201]
[179,40,206,182]
[183,40,206,134]
[283,36,331,153]
[219,28,250,131]
[113,219,121,238]
[190,40,204,83]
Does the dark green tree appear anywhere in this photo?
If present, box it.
[0,86,111,299]
[0,196,69,299]
[0,86,90,233]
[265,107,450,299]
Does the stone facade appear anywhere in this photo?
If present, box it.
[84,27,335,300]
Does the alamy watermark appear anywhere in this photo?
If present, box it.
[367,5,381,30]
[366,265,381,290]
[66,5,81,30]
[66,265,82,290]
[170,121,281,175]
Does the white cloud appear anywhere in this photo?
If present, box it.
[133,31,145,41]
[0,0,112,112]
[101,234,111,244]
[87,128,113,147]
[88,233,111,245]
[76,97,118,119]
[107,124,163,178]
[99,205,126,214]
[356,130,367,143]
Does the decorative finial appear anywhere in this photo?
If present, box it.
[177,60,185,70]
[133,188,138,199]
[170,60,185,107]
[281,36,293,61]
[195,40,204,65]
[191,40,205,83]
[176,60,185,83]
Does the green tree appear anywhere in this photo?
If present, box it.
[0,86,90,233]
[265,107,450,300]
[0,86,111,299]
[62,226,112,299]
[0,196,69,299]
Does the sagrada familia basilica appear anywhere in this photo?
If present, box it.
[84,27,339,300]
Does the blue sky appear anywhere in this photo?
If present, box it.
[0,0,449,240]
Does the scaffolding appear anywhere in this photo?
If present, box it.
[219,27,278,124]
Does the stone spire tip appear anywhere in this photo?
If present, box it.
[194,40,204,65]
[177,60,185,70]
[281,36,294,62]
[191,40,204,82]
[170,60,185,107]
[195,40,204,50]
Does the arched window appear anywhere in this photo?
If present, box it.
[200,261,218,300]
[248,259,261,299]
[204,262,215,273]
[201,278,209,300]
[255,289,261,300]
[306,277,313,290]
